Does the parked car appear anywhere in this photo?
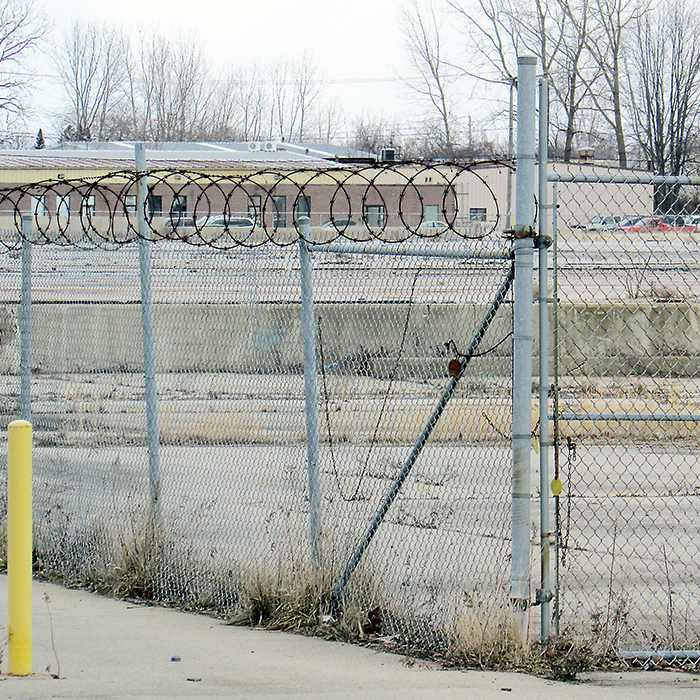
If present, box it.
[572,215,623,231]
[418,220,449,233]
[164,216,196,232]
[612,215,645,229]
[618,216,698,233]
[320,218,358,229]
[195,215,255,229]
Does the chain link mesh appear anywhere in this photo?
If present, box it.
[0,163,514,652]
[551,165,700,664]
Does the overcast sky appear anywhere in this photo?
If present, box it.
[26,0,498,144]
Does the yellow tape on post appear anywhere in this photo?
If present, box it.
[7,419,32,676]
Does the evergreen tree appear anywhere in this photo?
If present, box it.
[34,128,45,149]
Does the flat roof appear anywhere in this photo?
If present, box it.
[0,142,339,184]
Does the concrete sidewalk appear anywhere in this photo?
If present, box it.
[0,576,698,699]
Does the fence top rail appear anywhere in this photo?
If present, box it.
[307,241,511,259]
[548,171,700,186]
[554,412,700,422]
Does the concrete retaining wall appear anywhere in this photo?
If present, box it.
[0,302,512,377]
[0,300,698,378]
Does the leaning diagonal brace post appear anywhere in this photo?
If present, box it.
[330,260,516,614]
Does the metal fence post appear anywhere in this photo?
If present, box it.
[511,54,537,639]
[135,144,161,518]
[298,216,321,570]
[20,214,32,423]
[538,74,552,643]
[551,182,561,639]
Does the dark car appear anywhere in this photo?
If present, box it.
[320,218,358,229]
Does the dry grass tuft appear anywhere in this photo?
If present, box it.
[456,586,529,668]
[33,512,162,601]
[95,518,160,599]
[453,584,608,680]
[227,563,372,643]
[231,566,330,628]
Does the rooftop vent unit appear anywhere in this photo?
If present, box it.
[380,148,396,163]
[578,147,595,163]
[248,141,277,152]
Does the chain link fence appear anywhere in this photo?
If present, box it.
[0,162,516,652]
[550,166,700,665]
[4,151,699,663]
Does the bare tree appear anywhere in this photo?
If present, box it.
[576,0,643,166]
[400,0,459,156]
[629,0,700,209]
[239,65,269,140]
[314,97,344,143]
[269,59,291,140]
[264,54,324,142]
[450,0,597,161]
[55,21,125,141]
[129,34,214,142]
[52,23,333,147]
[292,53,322,142]
[549,0,601,161]
[171,38,212,140]
[349,113,389,153]
[214,64,269,141]
[0,0,45,117]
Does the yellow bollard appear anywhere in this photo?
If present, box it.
[7,419,32,676]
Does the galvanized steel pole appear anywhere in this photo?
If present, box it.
[538,75,552,643]
[299,217,321,570]
[20,214,32,422]
[505,78,516,231]
[135,144,161,518]
[511,55,537,639]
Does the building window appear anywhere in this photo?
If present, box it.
[469,207,487,222]
[363,204,386,228]
[172,195,186,215]
[147,194,163,218]
[169,195,186,224]
[248,194,261,224]
[296,195,311,218]
[273,195,286,228]
[125,193,161,219]
[425,204,439,222]
[31,195,47,217]
[57,194,70,219]
[80,195,95,218]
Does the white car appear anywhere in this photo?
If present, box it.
[195,216,255,228]
[418,220,448,233]
[579,215,622,231]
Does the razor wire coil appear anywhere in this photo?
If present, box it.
[0,161,508,250]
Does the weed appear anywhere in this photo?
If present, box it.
[43,592,61,678]
[226,562,370,643]
[452,583,611,680]
[27,512,616,680]
[455,584,529,669]
[33,512,161,600]
[0,525,6,573]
